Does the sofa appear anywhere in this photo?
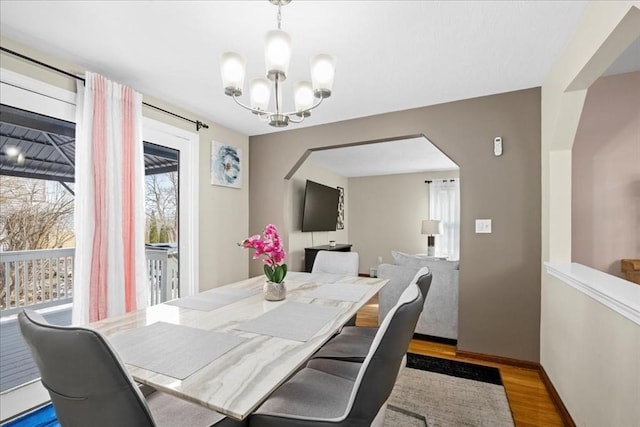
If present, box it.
[377,251,459,340]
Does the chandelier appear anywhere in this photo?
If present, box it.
[219,0,336,127]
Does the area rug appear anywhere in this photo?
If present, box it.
[383,353,515,427]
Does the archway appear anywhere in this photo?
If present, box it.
[283,134,460,274]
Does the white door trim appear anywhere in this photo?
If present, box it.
[0,67,76,121]
[143,118,199,297]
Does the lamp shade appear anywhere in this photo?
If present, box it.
[250,78,271,111]
[220,52,246,96]
[294,81,314,113]
[421,220,441,235]
[310,54,336,98]
[265,30,292,77]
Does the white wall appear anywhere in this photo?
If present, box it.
[541,2,640,425]
[542,274,640,426]
[349,171,458,274]
[286,161,348,272]
[0,37,250,291]
[198,132,249,289]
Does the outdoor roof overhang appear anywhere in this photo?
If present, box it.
[0,104,178,183]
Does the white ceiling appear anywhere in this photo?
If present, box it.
[6,1,637,178]
[308,137,458,178]
[0,0,591,138]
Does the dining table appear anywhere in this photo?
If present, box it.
[88,272,388,421]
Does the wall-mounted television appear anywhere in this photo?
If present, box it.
[301,180,339,232]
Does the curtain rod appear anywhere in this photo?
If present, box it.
[1,46,209,132]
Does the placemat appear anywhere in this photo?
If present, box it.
[235,301,342,342]
[165,287,258,311]
[286,272,346,283]
[308,283,371,302]
[110,322,247,379]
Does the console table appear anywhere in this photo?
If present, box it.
[304,244,352,273]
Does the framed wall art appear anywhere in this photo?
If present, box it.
[211,141,242,188]
[336,186,345,230]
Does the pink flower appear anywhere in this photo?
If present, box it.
[238,224,288,283]
[243,234,261,247]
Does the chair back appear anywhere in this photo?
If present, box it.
[18,310,156,427]
[311,251,359,276]
[415,269,433,300]
[344,281,425,424]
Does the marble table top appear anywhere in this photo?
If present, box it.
[89,274,387,420]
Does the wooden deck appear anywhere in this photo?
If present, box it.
[0,307,72,392]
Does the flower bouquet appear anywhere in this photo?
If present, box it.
[239,224,287,300]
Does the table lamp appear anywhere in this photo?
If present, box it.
[421,220,441,256]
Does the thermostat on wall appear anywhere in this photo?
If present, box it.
[494,137,503,156]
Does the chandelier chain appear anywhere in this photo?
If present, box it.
[277,3,282,30]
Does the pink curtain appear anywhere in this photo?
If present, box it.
[72,72,147,325]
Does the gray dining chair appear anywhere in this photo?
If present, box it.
[311,251,360,326]
[18,309,244,427]
[310,268,432,363]
[311,251,359,276]
[249,281,424,427]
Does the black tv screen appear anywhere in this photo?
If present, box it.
[301,180,339,232]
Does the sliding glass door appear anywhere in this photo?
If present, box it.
[0,68,199,419]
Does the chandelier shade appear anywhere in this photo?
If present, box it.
[265,30,292,79]
[219,0,336,127]
[250,78,272,111]
[220,52,246,96]
[310,54,337,98]
[294,81,314,114]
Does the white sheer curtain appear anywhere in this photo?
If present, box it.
[72,72,147,325]
[429,179,460,260]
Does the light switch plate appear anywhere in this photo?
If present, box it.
[475,219,492,233]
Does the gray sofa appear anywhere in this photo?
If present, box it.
[377,252,459,340]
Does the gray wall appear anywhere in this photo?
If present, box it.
[287,161,349,272]
[250,88,541,361]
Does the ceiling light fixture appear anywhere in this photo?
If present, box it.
[219,0,336,127]
[4,145,25,165]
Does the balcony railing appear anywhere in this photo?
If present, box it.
[0,247,179,316]
[146,246,179,306]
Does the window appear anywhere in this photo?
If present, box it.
[429,179,460,260]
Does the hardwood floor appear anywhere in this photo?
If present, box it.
[356,296,566,427]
